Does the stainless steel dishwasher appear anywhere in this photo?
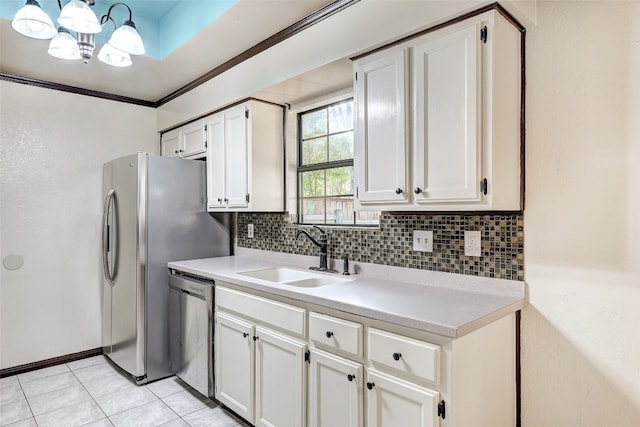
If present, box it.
[168,271,214,397]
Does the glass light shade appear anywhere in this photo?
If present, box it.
[98,43,132,67]
[48,28,81,60]
[108,21,145,55]
[58,0,102,34]
[12,0,57,39]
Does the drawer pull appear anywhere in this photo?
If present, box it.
[253,336,259,341]
[242,332,249,338]
[393,352,402,361]
[347,374,355,382]
[325,331,334,338]
[366,382,375,390]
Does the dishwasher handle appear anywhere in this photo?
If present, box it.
[169,273,214,301]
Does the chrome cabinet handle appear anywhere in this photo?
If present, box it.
[395,188,403,194]
[414,187,423,194]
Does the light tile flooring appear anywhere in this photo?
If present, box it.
[0,356,250,427]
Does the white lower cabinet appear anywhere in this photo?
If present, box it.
[365,369,440,427]
[255,326,307,427]
[308,349,363,427]
[214,285,516,427]
[214,312,254,422]
[214,289,307,427]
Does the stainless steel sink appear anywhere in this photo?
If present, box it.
[237,267,351,287]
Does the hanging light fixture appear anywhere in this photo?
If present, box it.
[47,27,82,59]
[11,0,145,67]
[11,0,57,39]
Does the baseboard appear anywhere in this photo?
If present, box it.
[0,348,103,378]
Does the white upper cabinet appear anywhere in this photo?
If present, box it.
[206,100,284,212]
[160,121,207,159]
[160,128,180,157]
[354,48,409,204]
[179,120,208,159]
[354,11,522,211]
[413,23,480,203]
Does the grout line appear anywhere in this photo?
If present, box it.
[69,366,108,426]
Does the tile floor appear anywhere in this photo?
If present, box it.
[0,356,250,427]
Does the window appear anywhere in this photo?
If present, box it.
[297,99,379,226]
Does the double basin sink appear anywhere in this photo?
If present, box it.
[237,267,352,288]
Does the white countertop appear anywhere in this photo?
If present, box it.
[168,250,525,338]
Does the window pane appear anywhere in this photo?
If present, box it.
[301,197,325,224]
[328,131,353,162]
[301,109,327,139]
[301,170,325,197]
[302,137,327,165]
[328,101,353,134]
[327,196,354,225]
[355,210,380,225]
[326,166,352,196]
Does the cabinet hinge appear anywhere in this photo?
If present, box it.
[356,186,359,199]
[355,72,358,82]
[246,193,250,203]
[437,400,446,420]
[480,26,488,43]
[245,109,249,119]
[204,124,207,132]
[304,350,310,364]
[480,178,488,196]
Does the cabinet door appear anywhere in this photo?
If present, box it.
[309,349,363,427]
[354,48,409,205]
[214,312,255,424]
[255,326,306,427]
[365,370,440,427]
[225,104,249,208]
[413,23,481,202]
[180,121,206,158]
[206,113,226,208]
[161,129,180,157]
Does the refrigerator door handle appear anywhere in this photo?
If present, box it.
[102,188,116,286]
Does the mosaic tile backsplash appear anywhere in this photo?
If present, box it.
[236,212,524,281]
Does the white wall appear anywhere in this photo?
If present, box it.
[0,82,158,369]
[523,1,640,425]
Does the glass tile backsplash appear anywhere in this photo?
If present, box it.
[236,212,524,281]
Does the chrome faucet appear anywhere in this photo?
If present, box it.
[295,226,337,272]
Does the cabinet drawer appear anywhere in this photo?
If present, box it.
[367,328,440,385]
[216,286,306,337]
[309,312,363,358]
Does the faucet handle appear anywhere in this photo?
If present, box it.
[342,253,350,275]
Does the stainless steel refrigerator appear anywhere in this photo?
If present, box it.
[101,153,230,384]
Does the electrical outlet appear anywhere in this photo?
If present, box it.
[464,230,481,257]
[413,230,433,252]
[247,223,254,239]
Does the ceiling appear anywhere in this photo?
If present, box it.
[0,0,353,104]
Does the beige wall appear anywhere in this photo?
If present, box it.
[0,82,158,368]
[523,1,640,425]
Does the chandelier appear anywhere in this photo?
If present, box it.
[11,0,145,67]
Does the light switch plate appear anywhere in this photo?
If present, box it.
[464,230,481,257]
[248,223,254,239]
[413,230,433,252]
